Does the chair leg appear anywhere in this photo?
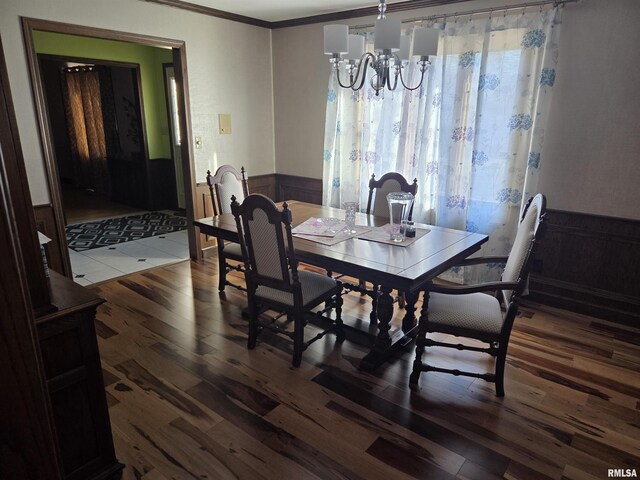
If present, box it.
[397,291,406,309]
[334,293,345,343]
[292,308,304,367]
[217,247,227,292]
[409,291,430,390]
[495,349,507,397]
[247,298,258,350]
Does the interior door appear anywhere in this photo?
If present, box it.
[164,65,185,209]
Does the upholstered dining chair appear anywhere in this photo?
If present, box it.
[231,194,345,367]
[206,165,249,292]
[409,193,546,397]
[355,172,418,321]
[366,172,418,219]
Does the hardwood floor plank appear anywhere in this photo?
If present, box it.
[326,399,466,476]
[113,358,224,431]
[264,404,413,480]
[365,437,456,479]
[86,259,640,480]
[312,368,512,476]
[207,420,323,480]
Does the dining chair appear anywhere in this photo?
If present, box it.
[409,194,546,396]
[231,194,345,367]
[354,172,418,321]
[206,165,249,292]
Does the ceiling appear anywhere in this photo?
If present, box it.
[176,0,384,22]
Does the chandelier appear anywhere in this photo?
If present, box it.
[323,0,439,95]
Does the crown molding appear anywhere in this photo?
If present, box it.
[270,0,470,29]
[142,0,272,28]
[142,0,470,29]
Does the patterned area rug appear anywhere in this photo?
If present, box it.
[66,211,187,252]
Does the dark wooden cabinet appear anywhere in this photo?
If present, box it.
[36,272,124,480]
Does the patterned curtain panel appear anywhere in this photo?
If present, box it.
[323,7,562,282]
[62,66,111,195]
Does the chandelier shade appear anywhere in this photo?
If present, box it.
[323,1,439,95]
[374,17,401,51]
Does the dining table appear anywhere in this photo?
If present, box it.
[194,200,488,371]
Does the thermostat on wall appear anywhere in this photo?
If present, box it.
[218,113,231,134]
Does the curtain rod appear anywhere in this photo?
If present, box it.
[352,0,578,29]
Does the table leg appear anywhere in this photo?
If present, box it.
[402,291,417,333]
[358,286,392,373]
[374,286,393,349]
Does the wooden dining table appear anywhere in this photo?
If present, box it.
[194,200,488,371]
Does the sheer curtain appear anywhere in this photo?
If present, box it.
[323,7,562,282]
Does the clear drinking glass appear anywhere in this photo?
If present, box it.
[386,192,414,242]
[343,201,359,235]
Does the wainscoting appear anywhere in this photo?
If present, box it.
[42,168,638,327]
[528,209,640,327]
[275,174,323,205]
[195,173,320,257]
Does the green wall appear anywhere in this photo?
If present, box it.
[34,30,174,159]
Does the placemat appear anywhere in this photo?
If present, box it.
[291,217,343,237]
[294,225,372,246]
[357,224,430,247]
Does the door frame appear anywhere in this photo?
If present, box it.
[22,17,200,278]
[162,62,185,210]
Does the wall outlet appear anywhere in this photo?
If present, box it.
[194,136,202,149]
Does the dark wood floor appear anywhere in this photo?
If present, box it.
[89,259,640,480]
[63,186,145,224]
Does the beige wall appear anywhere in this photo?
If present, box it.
[272,0,640,220]
[1,0,275,206]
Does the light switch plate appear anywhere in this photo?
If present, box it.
[218,114,231,134]
[194,136,202,149]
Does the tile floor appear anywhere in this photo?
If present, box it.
[69,229,190,285]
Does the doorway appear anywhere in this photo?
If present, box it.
[39,55,152,223]
[23,18,199,280]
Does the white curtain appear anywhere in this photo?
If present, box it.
[322,7,562,282]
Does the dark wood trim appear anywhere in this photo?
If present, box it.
[21,17,199,268]
[22,17,186,48]
[528,208,640,327]
[148,158,179,210]
[142,0,471,29]
[270,0,471,29]
[171,45,198,260]
[275,174,322,205]
[248,173,276,199]
[0,34,63,480]
[143,0,271,28]
[37,53,141,70]
[0,35,52,311]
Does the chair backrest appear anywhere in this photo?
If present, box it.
[206,165,249,216]
[366,172,418,218]
[231,194,300,293]
[501,193,546,303]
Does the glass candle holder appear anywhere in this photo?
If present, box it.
[343,201,359,234]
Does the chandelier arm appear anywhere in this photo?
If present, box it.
[335,68,358,89]
[350,53,377,91]
[387,68,399,91]
[399,66,428,91]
